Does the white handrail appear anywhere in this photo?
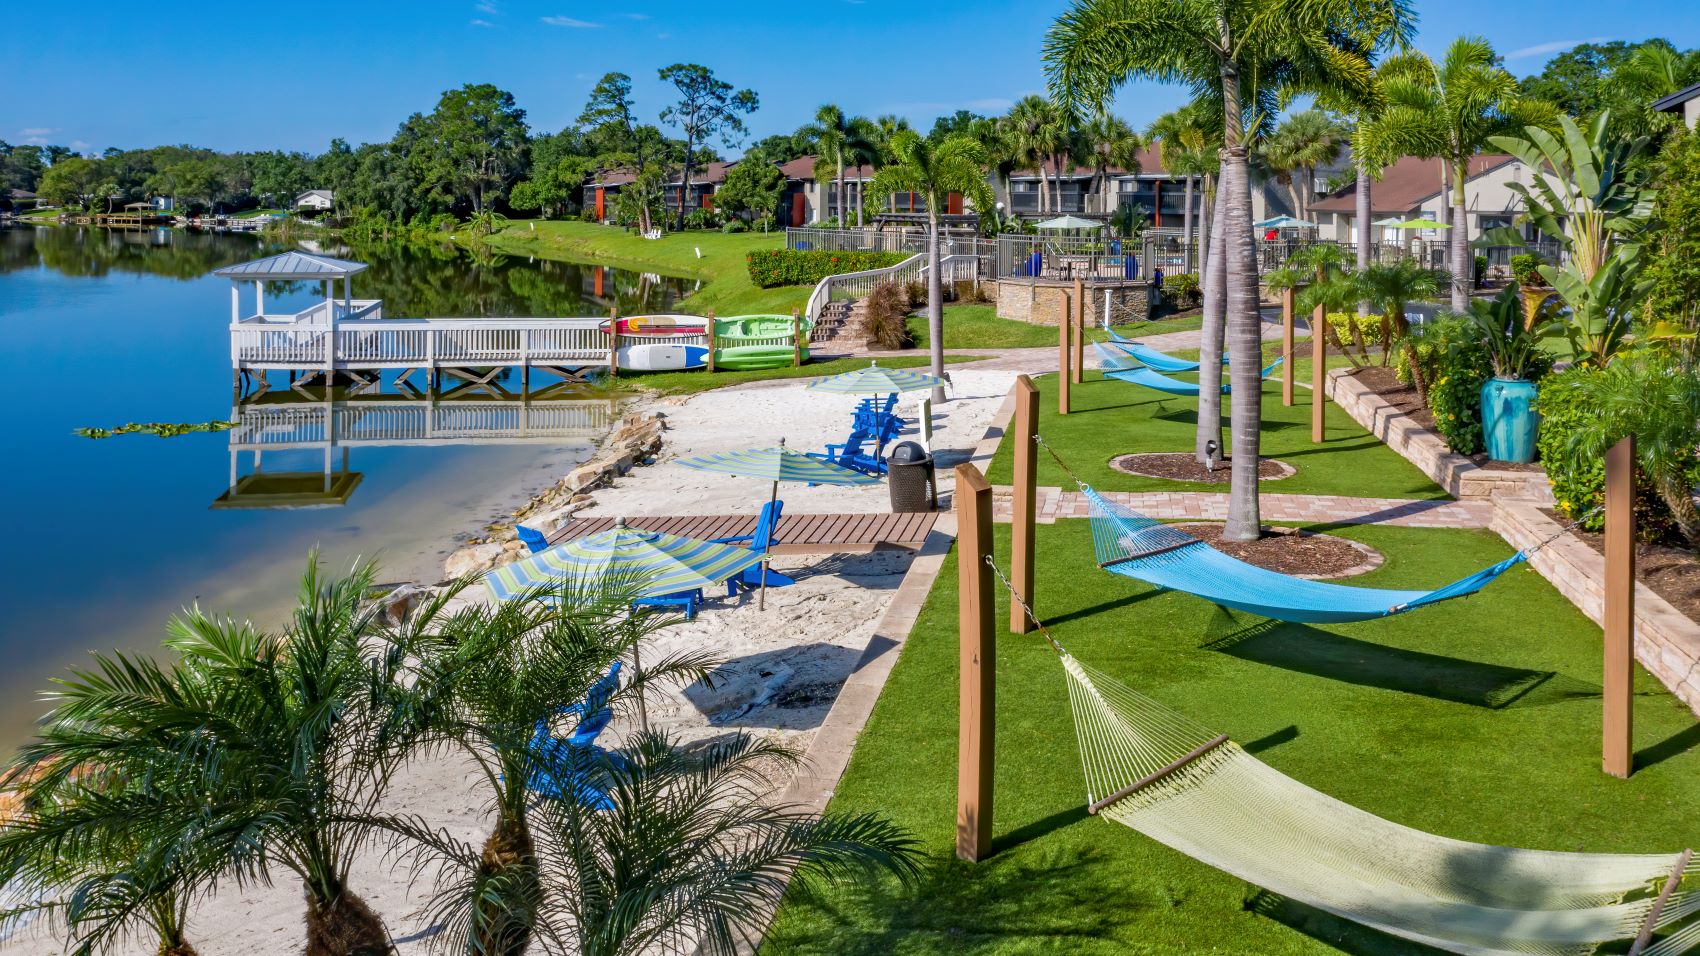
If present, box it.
[803,252,984,326]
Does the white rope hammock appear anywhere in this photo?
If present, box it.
[1059,651,1699,956]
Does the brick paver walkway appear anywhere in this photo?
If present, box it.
[992,486,1492,529]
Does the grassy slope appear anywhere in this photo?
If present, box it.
[983,370,1444,500]
[482,220,802,316]
[763,519,1700,954]
[613,353,980,397]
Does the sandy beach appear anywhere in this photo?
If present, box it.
[0,357,1028,955]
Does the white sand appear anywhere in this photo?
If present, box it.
[1,362,1022,956]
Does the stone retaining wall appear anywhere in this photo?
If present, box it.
[993,279,1151,326]
[1492,502,1700,717]
[1325,368,1554,504]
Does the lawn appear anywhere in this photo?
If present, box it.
[907,304,1063,350]
[482,220,800,316]
[983,370,1444,500]
[610,353,980,397]
[762,519,1700,954]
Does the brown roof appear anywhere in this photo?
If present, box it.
[1310,154,1516,214]
[777,155,875,181]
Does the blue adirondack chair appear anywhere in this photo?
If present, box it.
[709,500,796,595]
[633,588,704,620]
[556,661,622,746]
[515,525,550,553]
[526,661,626,808]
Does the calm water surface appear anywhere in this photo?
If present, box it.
[0,225,691,741]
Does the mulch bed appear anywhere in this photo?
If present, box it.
[1351,366,1545,472]
[1547,514,1700,624]
[1177,523,1381,579]
[1110,453,1294,484]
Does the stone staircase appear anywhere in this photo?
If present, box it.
[811,299,867,348]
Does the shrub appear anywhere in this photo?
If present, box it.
[684,208,723,230]
[1166,272,1201,308]
[953,279,991,303]
[863,282,914,350]
[1473,254,1489,287]
[721,219,748,233]
[1324,311,1381,363]
[1510,252,1546,288]
[1409,313,1554,457]
[905,279,927,308]
[578,208,599,223]
[744,249,909,288]
[1536,365,1691,538]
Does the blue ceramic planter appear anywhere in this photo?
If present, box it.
[1480,377,1539,463]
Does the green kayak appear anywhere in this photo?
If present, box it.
[714,344,808,370]
[715,314,813,341]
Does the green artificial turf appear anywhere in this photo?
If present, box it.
[907,305,1065,350]
[983,370,1445,500]
[761,519,1700,954]
[611,353,979,397]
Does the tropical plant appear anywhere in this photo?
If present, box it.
[1081,111,1143,214]
[1258,110,1349,222]
[1368,36,1553,310]
[1046,0,1413,540]
[1560,352,1700,546]
[1462,285,1546,380]
[613,164,668,236]
[866,131,994,403]
[3,561,411,956]
[1002,96,1071,215]
[1486,111,1658,366]
[1646,129,1700,352]
[806,105,877,228]
[1147,104,1219,265]
[380,577,710,956]
[1353,259,1450,383]
[409,730,919,956]
[862,281,915,350]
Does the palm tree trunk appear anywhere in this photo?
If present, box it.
[1199,174,1216,275]
[1182,176,1195,273]
[855,175,865,227]
[1657,472,1700,548]
[1356,161,1372,316]
[926,208,946,404]
[1449,160,1469,311]
[836,157,845,227]
[1219,57,1264,542]
[304,885,390,956]
[471,812,541,956]
[1196,181,1230,465]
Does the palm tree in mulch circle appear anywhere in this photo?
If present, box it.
[377,575,716,956]
[1,560,415,956]
[865,131,995,404]
[1044,0,1414,541]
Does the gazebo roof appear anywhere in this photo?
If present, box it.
[213,251,367,281]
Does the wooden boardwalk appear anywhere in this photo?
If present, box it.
[549,512,939,555]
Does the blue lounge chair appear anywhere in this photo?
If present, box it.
[526,661,626,808]
[515,525,550,553]
[710,500,796,594]
[556,660,622,746]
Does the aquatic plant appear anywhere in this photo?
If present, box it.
[74,420,236,440]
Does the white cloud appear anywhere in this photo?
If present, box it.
[18,127,58,138]
[541,15,600,27]
[655,31,671,39]
[475,0,499,12]
[622,12,650,19]
[470,17,495,26]
[1505,38,1611,60]
[69,140,91,151]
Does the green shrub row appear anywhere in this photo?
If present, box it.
[744,249,910,288]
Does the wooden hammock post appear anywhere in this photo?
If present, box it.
[1071,277,1085,385]
[706,308,717,373]
[1310,299,1326,443]
[1057,292,1072,415]
[1010,376,1039,635]
[956,463,995,863]
[1603,435,1635,779]
[1281,287,1296,407]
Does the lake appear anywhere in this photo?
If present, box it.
[0,225,691,742]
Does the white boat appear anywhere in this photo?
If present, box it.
[616,342,709,372]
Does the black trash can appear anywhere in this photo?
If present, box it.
[887,441,937,513]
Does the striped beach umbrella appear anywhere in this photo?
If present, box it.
[483,520,766,603]
[675,438,878,609]
[806,361,946,395]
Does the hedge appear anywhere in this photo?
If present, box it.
[745,249,910,288]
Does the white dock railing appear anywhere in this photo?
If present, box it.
[803,252,983,325]
[232,316,615,370]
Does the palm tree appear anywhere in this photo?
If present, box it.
[380,577,714,956]
[1368,37,1548,311]
[1004,96,1069,215]
[1147,104,1219,271]
[1081,111,1143,214]
[971,115,1019,212]
[4,561,409,956]
[1352,259,1450,391]
[846,116,882,227]
[1260,110,1348,221]
[866,131,995,403]
[1046,0,1413,540]
[807,105,853,227]
[1609,41,1700,139]
[431,730,920,956]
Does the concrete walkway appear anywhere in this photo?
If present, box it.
[994,487,1494,529]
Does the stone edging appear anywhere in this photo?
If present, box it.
[1326,369,1554,505]
[1491,501,1700,717]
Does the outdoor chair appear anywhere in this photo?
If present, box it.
[554,660,622,747]
[524,660,626,808]
[633,588,705,620]
[515,524,550,553]
[709,500,796,595]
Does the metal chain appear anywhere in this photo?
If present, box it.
[983,554,1067,656]
[1032,432,1092,492]
[1523,505,1605,557]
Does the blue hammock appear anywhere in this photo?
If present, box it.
[1085,488,1524,624]
[1103,357,1283,396]
[1106,337,1230,373]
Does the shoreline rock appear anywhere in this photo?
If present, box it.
[440,408,669,581]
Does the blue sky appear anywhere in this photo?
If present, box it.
[4,0,1697,156]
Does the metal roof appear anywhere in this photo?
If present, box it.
[213,251,367,280]
[1653,81,1700,112]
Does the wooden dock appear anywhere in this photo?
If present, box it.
[549,512,939,555]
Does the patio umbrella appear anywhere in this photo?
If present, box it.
[806,361,948,395]
[1393,218,1450,229]
[1033,215,1103,231]
[675,437,880,609]
[1254,215,1318,230]
[483,520,766,603]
